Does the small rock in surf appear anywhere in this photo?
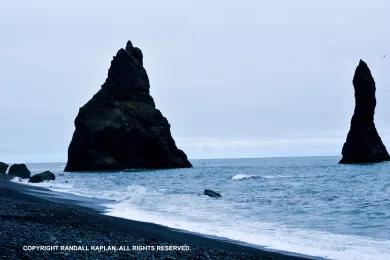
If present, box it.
[204,189,222,198]
[8,164,31,179]
[0,162,9,174]
[29,171,56,183]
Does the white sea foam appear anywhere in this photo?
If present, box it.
[11,176,76,193]
[261,175,293,179]
[10,177,25,183]
[231,174,292,181]
[231,174,257,180]
[106,202,390,260]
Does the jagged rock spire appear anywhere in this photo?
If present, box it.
[65,41,191,171]
[340,60,390,163]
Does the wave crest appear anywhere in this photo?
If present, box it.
[231,174,293,181]
[231,174,259,181]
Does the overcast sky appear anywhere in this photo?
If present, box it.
[1,1,390,162]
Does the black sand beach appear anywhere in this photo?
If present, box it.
[0,179,312,260]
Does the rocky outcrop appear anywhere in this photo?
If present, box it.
[65,41,191,171]
[0,162,8,174]
[29,171,56,183]
[8,164,31,179]
[204,189,222,198]
[340,60,390,164]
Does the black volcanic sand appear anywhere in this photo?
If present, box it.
[0,180,313,260]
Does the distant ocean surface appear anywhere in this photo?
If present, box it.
[14,157,390,260]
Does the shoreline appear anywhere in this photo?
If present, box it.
[0,179,316,259]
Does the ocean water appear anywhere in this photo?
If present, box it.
[14,156,390,260]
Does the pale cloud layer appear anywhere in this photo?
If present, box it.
[0,1,390,162]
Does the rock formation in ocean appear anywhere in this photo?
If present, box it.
[204,189,222,198]
[29,171,56,183]
[0,162,8,174]
[340,60,390,164]
[8,164,31,179]
[65,41,191,171]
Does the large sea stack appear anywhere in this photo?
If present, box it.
[340,60,390,164]
[65,41,191,171]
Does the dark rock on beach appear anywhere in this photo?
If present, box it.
[340,60,390,164]
[29,171,56,183]
[204,189,222,198]
[65,41,191,172]
[0,162,8,174]
[8,164,31,179]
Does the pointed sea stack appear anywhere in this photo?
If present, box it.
[65,41,192,171]
[340,60,390,164]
